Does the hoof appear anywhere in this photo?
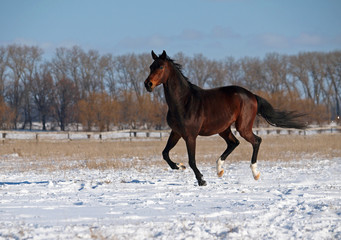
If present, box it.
[176,163,186,170]
[217,169,224,178]
[198,179,207,186]
[253,172,260,180]
[250,163,260,181]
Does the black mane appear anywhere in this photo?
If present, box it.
[165,56,196,87]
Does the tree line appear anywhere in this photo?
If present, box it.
[0,44,340,131]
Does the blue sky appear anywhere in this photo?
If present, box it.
[1,0,340,59]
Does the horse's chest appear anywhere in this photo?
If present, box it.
[166,110,202,136]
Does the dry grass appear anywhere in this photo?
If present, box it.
[1,134,340,172]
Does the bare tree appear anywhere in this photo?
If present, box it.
[263,53,289,93]
[325,51,341,120]
[115,53,149,98]
[0,46,7,99]
[24,46,43,129]
[51,47,70,80]
[31,63,54,130]
[187,53,214,88]
[305,52,327,105]
[239,56,265,91]
[223,56,241,85]
[119,90,139,128]
[6,45,26,129]
[79,49,102,96]
[5,45,43,129]
[51,46,82,94]
[289,53,313,100]
[53,77,79,131]
[103,53,118,97]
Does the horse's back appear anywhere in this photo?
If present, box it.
[217,85,254,96]
[202,85,255,106]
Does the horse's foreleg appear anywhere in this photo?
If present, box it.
[185,137,206,186]
[216,129,240,177]
[162,131,185,170]
[216,157,225,177]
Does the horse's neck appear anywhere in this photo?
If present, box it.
[163,71,192,113]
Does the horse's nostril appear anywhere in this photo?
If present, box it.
[148,82,153,87]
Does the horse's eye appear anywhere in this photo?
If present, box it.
[160,66,163,69]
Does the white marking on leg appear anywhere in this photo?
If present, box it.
[176,163,186,170]
[250,163,260,180]
[216,157,224,177]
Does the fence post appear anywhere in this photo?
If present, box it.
[2,132,5,143]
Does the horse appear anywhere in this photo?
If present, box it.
[144,50,306,186]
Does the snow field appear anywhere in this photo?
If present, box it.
[0,154,340,239]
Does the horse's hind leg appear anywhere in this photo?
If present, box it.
[216,128,240,177]
[237,128,262,180]
[250,133,262,180]
[162,130,185,170]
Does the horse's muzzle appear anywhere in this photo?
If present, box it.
[144,80,153,92]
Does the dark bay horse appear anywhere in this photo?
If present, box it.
[144,50,306,186]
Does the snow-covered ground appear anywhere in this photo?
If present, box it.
[0,154,340,239]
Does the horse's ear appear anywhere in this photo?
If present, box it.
[151,50,158,60]
[160,50,167,59]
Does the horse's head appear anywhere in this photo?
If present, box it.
[144,50,170,92]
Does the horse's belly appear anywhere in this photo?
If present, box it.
[199,108,237,136]
[198,122,231,136]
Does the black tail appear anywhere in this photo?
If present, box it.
[255,95,307,129]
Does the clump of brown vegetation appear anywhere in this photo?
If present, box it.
[0,134,340,173]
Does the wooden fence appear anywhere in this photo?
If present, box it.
[1,126,340,142]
